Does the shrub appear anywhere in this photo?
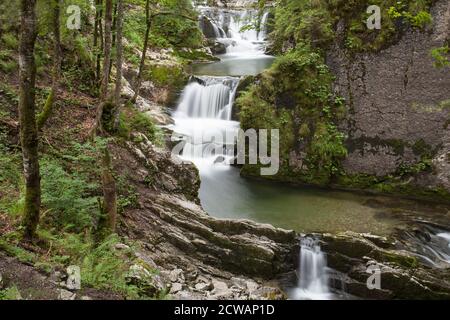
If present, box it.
[431,46,450,68]
[40,158,99,232]
[1,33,18,50]
[236,44,347,184]
[0,286,21,300]
[116,107,163,146]
[47,233,140,298]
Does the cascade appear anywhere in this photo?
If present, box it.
[292,237,332,300]
[172,76,240,170]
[198,7,270,55]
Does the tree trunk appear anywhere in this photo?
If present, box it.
[109,1,118,80]
[131,0,151,103]
[113,0,124,130]
[94,0,103,85]
[92,0,113,135]
[37,0,61,130]
[100,147,117,233]
[19,0,41,241]
[100,0,113,100]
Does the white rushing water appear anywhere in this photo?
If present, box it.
[425,231,450,264]
[171,76,240,173]
[400,227,450,267]
[292,237,332,300]
[199,6,270,57]
[171,6,271,173]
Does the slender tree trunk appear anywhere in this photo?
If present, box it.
[100,148,117,232]
[109,1,118,80]
[92,0,113,135]
[94,0,103,87]
[131,0,151,103]
[113,0,124,130]
[37,0,61,130]
[19,0,41,241]
[100,0,113,100]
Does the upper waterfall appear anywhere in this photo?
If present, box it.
[198,6,270,55]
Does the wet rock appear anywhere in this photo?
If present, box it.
[0,272,3,289]
[210,41,227,55]
[322,231,450,299]
[111,127,297,300]
[328,0,450,193]
[213,155,226,164]
[199,16,218,39]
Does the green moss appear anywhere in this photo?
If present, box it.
[270,0,434,54]
[347,136,408,156]
[0,239,36,264]
[336,173,450,203]
[114,105,163,146]
[236,45,347,185]
[431,46,450,69]
[412,139,433,157]
[175,48,218,62]
[144,64,187,88]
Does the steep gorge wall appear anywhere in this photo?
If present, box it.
[328,0,450,194]
[235,0,450,200]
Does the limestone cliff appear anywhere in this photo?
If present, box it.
[236,0,450,201]
[328,0,450,195]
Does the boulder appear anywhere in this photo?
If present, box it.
[210,41,227,55]
[199,16,218,39]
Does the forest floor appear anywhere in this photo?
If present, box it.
[0,251,122,300]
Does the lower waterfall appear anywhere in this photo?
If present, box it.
[292,237,332,300]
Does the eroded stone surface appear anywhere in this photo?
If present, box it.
[112,135,297,299]
[327,0,450,191]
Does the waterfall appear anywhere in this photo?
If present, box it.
[292,237,332,300]
[400,227,450,267]
[258,11,269,40]
[175,76,239,120]
[171,4,274,177]
[172,76,240,169]
[198,7,270,55]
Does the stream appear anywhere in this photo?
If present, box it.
[169,4,450,300]
[171,5,399,236]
